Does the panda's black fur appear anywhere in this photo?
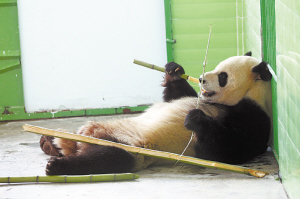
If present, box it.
[162,62,198,102]
[46,145,135,175]
[41,52,272,175]
[184,99,270,164]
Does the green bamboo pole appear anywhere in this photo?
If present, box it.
[133,59,200,84]
[0,173,139,184]
[23,124,268,178]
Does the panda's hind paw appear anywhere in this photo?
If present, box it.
[40,135,61,156]
[46,157,66,175]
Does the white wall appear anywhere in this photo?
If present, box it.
[18,0,167,113]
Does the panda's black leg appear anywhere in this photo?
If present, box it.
[46,145,135,175]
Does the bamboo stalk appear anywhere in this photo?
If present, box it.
[197,24,212,108]
[23,124,268,178]
[0,173,139,184]
[133,59,200,84]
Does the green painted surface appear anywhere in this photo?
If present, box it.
[0,105,149,121]
[164,0,175,62]
[243,0,262,60]
[169,0,242,91]
[260,0,278,157]
[275,0,300,198]
[0,1,24,112]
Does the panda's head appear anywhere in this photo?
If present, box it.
[200,52,272,108]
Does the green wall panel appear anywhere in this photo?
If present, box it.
[0,2,20,51]
[243,0,262,60]
[0,1,24,113]
[0,66,23,106]
[164,0,175,62]
[171,3,237,19]
[275,0,300,198]
[260,0,278,157]
[169,0,242,91]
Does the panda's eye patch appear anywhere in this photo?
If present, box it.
[218,72,228,87]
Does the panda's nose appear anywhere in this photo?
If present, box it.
[199,77,206,84]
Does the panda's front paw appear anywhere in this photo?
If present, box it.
[164,62,185,81]
[184,109,205,130]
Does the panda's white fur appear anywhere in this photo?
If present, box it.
[55,97,198,171]
[44,54,272,175]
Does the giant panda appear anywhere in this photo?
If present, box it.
[40,52,272,175]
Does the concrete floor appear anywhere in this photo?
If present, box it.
[0,114,288,199]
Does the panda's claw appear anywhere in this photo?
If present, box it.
[165,62,185,75]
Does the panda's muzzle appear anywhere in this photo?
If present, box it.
[201,89,216,97]
[199,77,216,97]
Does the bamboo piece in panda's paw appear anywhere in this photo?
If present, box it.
[133,59,200,84]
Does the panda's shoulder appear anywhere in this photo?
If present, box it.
[234,98,265,111]
[229,98,270,120]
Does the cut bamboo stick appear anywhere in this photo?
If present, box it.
[133,59,200,84]
[23,124,268,178]
[0,173,139,184]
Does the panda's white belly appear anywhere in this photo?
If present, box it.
[131,97,198,157]
[82,97,199,170]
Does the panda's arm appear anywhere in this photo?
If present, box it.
[184,108,225,139]
[162,62,198,102]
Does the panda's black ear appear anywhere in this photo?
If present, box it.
[244,51,252,56]
[252,61,272,81]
